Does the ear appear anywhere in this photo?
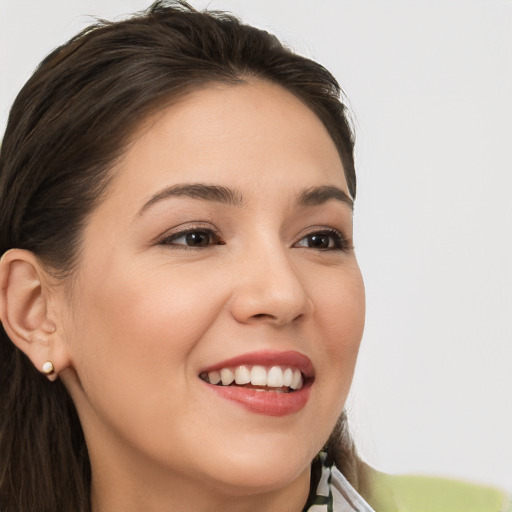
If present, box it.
[0,249,70,381]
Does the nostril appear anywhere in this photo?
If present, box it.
[250,313,284,323]
[249,312,304,325]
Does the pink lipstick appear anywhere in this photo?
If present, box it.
[199,350,314,416]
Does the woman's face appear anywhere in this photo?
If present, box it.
[57,80,365,495]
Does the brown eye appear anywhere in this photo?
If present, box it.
[162,229,222,248]
[305,234,331,249]
[183,231,211,247]
[294,229,347,251]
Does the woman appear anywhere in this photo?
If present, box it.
[0,2,509,512]
[0,1,369,511]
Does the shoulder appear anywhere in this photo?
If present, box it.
[361,464,512,512]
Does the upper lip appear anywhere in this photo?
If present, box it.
[200,350,315,378]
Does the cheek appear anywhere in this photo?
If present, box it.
[310,265,365,397]
[67,262,228,401]
[315,264,365,350]
[289,263,365,454]
[62,261,233,460]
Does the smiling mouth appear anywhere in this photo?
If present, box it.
[199,365,307,393]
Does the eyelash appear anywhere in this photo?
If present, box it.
[159,226,225,250]
[159,226,350,252]
[294,228,351,252]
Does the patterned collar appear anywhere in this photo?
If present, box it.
[305,453,376,512]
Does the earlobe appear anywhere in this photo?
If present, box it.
[0,249,68,381]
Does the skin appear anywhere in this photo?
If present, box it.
[6,80,366,512]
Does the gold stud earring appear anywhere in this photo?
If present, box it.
[42,361,54,374]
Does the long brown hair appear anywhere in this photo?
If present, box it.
[0,2,360,510]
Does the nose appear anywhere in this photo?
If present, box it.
[228,243,313,326]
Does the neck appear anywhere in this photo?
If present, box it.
[90,460,311,512]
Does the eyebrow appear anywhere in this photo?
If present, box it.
[137,182,353,216]
[297,185,354,211]
[137,183,246,216]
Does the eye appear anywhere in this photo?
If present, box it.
[160,228,224,248]
[294,229,348,251]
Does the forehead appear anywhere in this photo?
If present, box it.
[105,80,349,212]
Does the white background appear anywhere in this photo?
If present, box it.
[1,0,511,492]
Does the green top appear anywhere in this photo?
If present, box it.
[364,467,512,512]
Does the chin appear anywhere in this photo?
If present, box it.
[197,439,315,495]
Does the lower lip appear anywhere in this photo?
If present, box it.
[204,381,312,416]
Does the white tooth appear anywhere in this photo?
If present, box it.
[208,371,221,385]
[235,365,251,385]
[220,368,234,385]
[283,368,293,387]
[290,369,303,390]
[267,366,284,388]
[250,365,267,386]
